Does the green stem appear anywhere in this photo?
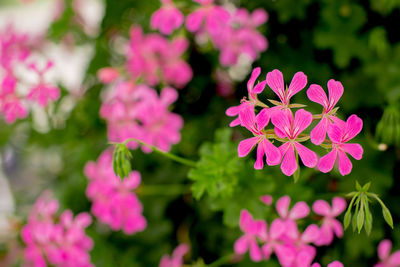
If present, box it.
[207,254,236,267]
[113,138,197,168]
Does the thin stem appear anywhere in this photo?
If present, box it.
[207,254,236,267]
[113,138,197,168]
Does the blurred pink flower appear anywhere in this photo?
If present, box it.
[97,67,120,84]
[318,115,363,176]
[375,240,400,267]
[276,195,310,222]
[307,79,344,145]
[84,150,147,234]
[159,243,189,267]
[271,109,317,176]
[151,0,184,35]
[21,192,93,267]
[312,197,346,246]
[0,74,28,124]
[312,261,344,267]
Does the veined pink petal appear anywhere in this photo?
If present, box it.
[254,142,265,170]
[252,80,267,94]
[338,150,352,176]
[289,201,310,220]
[271,110,291,137]
[234,236,249,255]
[262,139,281,166]
[287,71,307,100]
[331,197,346,216]
[249,240,263,262]
[293,109,312,138]
[294,142,317,168]
[239,106,256,132]
[256,108,269,130]
[342,115,363,142]
[238,137,259,157]
[247,67,261,91]
[378,240,392,261]
[280,143,297,176]
[307,84,328,108]
[341,143,363,160]
[266,69,285,102]
[327,79,344,110]
[388,251,400,265]
[328,261,344,267]
[312,200,331,216]
[276,196,290,219]
[310,117,329,145]
[327,124,342,143]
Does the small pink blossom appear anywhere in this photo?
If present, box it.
[159,243,189,267]
[266,69,307,109]
[260,195,273,206]
[374,239,400,267]
[97,67,120,84]
[0,75,28,123]
[318,115,363,176]
[312,197,346,246]
[21,192,93,267]
[84,150,146,234]
[276,195,310,222]
[186,0,230,36]
[312,261,344,267]
[151,0,184,35]
[307,79,344,145]
[234,210,267,262]
[271,109,318,176]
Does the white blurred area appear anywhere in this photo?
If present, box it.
[0,0,105,243]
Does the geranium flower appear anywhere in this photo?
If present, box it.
[151,0,184,35]
[374,239,400,267]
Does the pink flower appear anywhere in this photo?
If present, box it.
[234,210,267,262]
[0,75,28,123]
[271,109,318,176]
[307,79,344,145]
[374,240,400,267]
[276,196,310,222]
[260,195,273,206]
[266,69,307,109]
[159,243,189,267]
[226,67,266,127]
[237,106,281,169]
[186,0,230,36]
[318,115,363,176]
[98,67,120,84]
[151,0,184,35]
[312,197,346,246]
[84,150,147,234]
[21,192,93,267]
[312,261,344,267]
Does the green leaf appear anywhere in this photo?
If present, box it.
[382,205,394,229]
[357,202,365,233]
[344,208,352,230]
[364,199,373,235]
[356,180,362,191]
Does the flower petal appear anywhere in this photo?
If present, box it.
[266,69,285,102]
[318,149,337,173]
[310,117,329,145]
[293,109,313,138]
[338,150,352,176]
[238,137,259,157]
[262,139,281,166]
[234,236,249,255]
[287,71,307,100]
[331,197,346,216]
[280,143,297,176]
[343,114,363,142]
[312,200,331,216]
[252,80,267,94]
[388,251,400,265]
[342,143,363,160]
[307,84,328,108]
[247,67,261,91]
[289,201,310,220]
[239,209,253,232]
[276,196,290,219]
[256,108,270,130]
[271,110,292,137]
[294,142,317,168]
[269,218,286,240]
[254,142,265,170]
[378,239,392,261]
[327,79,344,110]
[327,124,342,143]
[301,224,320,243]
[249,240,263,262]
[327,261,344,267]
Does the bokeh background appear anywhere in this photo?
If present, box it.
[0,0,399,266]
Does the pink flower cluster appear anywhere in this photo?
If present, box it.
[159,243,189,267]
[84,149,146,234]
[234,195,346,266]
[126,26,192,89]
[99,82,183,152]
[227,67,363,176]
[21,192,93,267]
[375,239,400,267]
[186,1,268,67]
[0,26,60,124]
